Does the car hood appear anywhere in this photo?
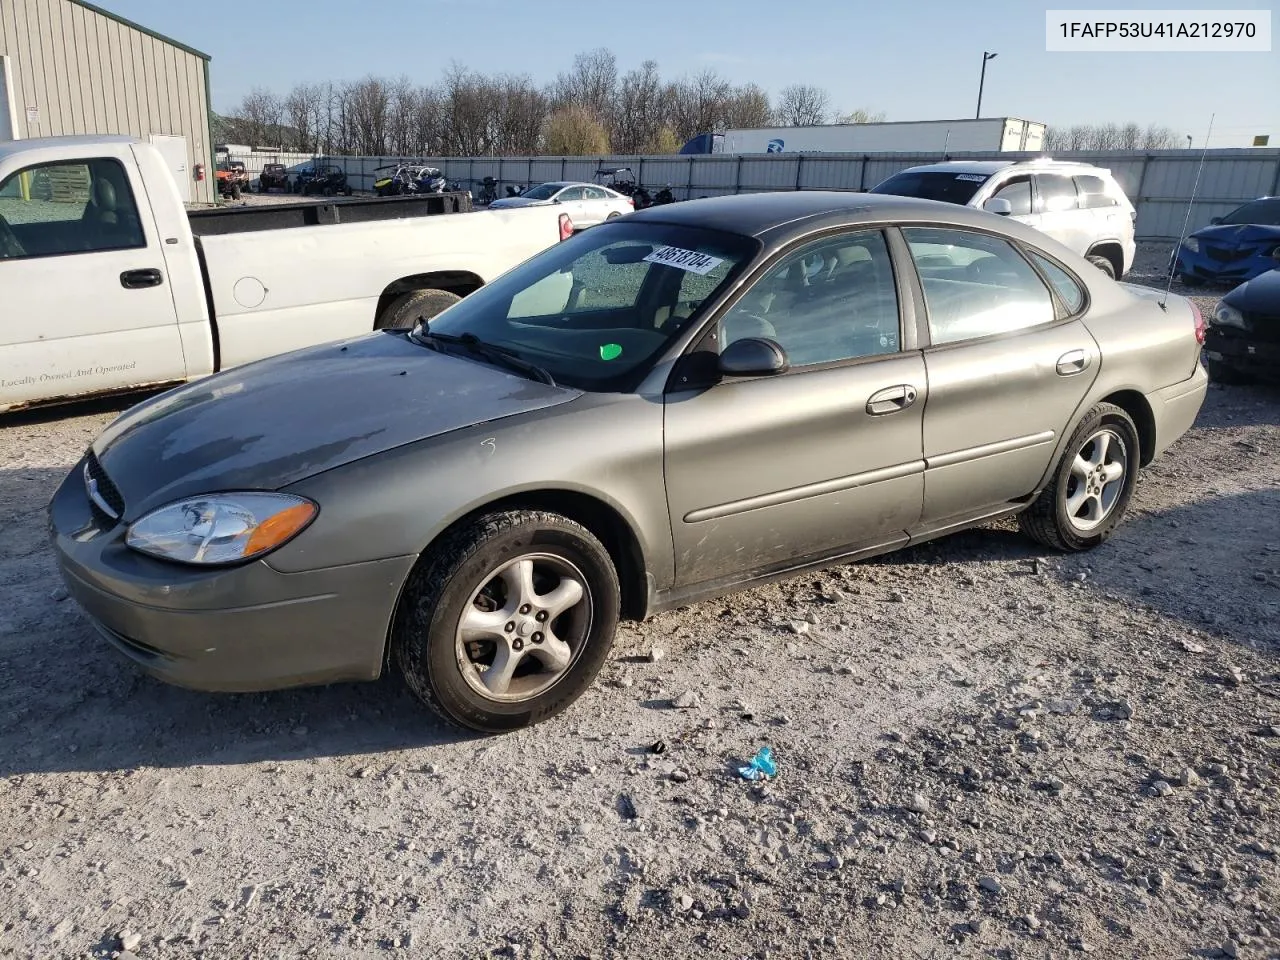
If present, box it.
[91,333,582,519]
[1189,223,1280,247]
[489,197,551,209]
[1223,268,1280,314]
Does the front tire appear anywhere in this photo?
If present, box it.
[1086,254,1116,279]
[376,288,462,330]
[1019,402,1140,552]
[393,511,620,732]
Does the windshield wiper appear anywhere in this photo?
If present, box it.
[410,325,556,387]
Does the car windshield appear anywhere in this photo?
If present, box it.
[522,183,561,201]
[869,171,989,205]
[414,222,758,391]
[1218,198,1280,226]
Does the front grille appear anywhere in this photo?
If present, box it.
[84,451,125,525]
[1204,245,1252,263]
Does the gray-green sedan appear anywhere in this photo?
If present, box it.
[49,192,1208,732]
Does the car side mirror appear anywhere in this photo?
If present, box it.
[983,198,1013,216]
[719,338,790,377]
[1209,216,1222,225]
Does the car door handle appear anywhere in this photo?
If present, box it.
[120,269,164,289]
[1055,349,1090,376]
[866,384,918,416]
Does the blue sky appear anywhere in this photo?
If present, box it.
[105,0,1277,147]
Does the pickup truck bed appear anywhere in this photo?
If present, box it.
[187,192,473,236]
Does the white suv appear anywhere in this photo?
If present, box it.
[869,160,1137,278]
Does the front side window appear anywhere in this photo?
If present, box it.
[419,221,757,390]
[1035,174,1080,213]
[989,177,1032,216]
[903,227,1056,345]
[521,183,560,201]
[584,186,608,200]
[0,158,145,260]
[719,230,900,366]
[557,186,585,202]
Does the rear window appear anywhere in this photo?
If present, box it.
[869,171,989,206]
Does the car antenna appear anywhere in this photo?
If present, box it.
[1161,113,1215,311]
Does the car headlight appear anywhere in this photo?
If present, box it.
[126,493,317,565]
[1182,237,1200,254]
[1213,303,1246,329]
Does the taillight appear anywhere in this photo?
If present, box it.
[1191,301,1206,344]
[558,213,574,241]
[625,197,634,208]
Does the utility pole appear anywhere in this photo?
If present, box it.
[976,52,998,119]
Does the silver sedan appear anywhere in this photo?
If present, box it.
[487,181,633,226]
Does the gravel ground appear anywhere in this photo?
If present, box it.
[2,243,1278,960]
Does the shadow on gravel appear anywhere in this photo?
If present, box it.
[0,464,475,778]
[870,486,1280,654]
[1193,381,1280,429]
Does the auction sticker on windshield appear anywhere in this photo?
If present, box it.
[643,246,725,275]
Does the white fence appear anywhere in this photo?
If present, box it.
[229,148,1280,241]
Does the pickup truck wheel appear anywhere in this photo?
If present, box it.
[377,289,462,330]
[230,183,241,200]
[1086,254,1116,279]
[1018,402,1139,552]
[393,510,620,733]
[1205,358,1252,385]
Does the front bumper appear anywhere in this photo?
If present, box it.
[1172,248,1275,286]
[1204,329,1280,380]
[48,460,416,693]
[1148,364,1208,461]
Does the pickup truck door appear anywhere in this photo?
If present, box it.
[0,156,186,409]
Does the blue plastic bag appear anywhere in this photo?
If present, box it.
[738,746,778,781]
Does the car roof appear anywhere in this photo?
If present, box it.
[627,190,986,238]
[897,159,1108,176]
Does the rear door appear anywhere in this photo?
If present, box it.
[0,155,186,408]
[664,228,926,584]
[1033,173,1092,257]
[899,226,1099,524]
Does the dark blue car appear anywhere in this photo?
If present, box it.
[1171,197,1280,287]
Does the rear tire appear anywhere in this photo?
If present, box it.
[1086,254,1116,279]
[376,288,462,330]
[1019,402,1140,552]
[1205,358,1252,385]
[230,183,241,200]
[393,510,620,733]
[606,212,621,220]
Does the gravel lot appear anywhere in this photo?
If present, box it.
[2,243,1278,960]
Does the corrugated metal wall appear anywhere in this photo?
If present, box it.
[245,148,1280,241]
[0,0,213,203]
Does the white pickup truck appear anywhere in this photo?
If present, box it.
[0,136,574,413]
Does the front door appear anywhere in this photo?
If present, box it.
[899,226,1100,523]
[664,228,927,585]
[0,156,186,409]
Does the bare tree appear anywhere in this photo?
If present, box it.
[283,83,325,152]
[723,83,772,129]
[836,108,887,124]
[614,60,667,154]
[667,70,732,143]
[1043,122,1184,151]
[234,88,284,146]
[492,74,549,154]
[551,49,618,135]
[1141,125,1180,149]
[774,84,830,126]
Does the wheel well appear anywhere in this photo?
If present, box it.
[442,490,649,621]
[1086,242,1124,278]
[1102,389,1156,465]
[374,271,485,326]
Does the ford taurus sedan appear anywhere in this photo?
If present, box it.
[49,192,1208,733]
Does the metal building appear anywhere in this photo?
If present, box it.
[0,0,214,203]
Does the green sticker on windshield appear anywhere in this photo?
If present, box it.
[599,343,623,361]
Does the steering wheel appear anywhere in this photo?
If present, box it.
[0,212,24,259]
